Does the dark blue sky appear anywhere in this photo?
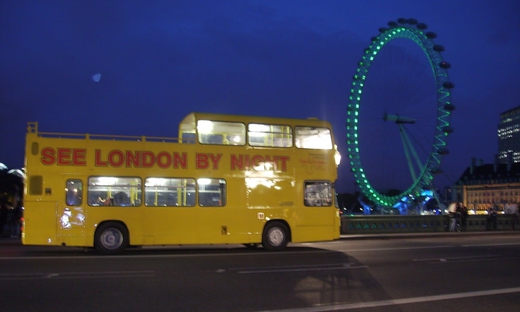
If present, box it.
[1,0,519,193]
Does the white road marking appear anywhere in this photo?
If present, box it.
[461,242,520,247]
[236,263,367,274]
[0,270,155,280]
[338,245,454,252]
[258,287,520,312]
[45,273,60,278]
[413,254,501,262]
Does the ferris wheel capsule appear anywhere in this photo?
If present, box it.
[433,45,445,52]
[439,61,451,69]
[443,82,455,89]
[443,103,456,111]
[431,168,443,175]
[426,32,437,39]
[442,126,454,134]
[437,148,450,155]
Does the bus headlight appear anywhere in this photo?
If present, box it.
[334,145,341,166]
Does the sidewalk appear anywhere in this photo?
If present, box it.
[340,230,520,240]
[0,236,22,245]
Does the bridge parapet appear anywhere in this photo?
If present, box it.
[341,215,518,234]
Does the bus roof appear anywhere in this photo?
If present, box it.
[180,112,332,129]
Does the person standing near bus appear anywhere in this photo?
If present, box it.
[7,199,22,238]
[0,200,8,237]
[460,204,468,231]
[505,203,518,230]
[487,207,498,230]
[447,202,458,232]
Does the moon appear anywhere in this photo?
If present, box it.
[92,73,101,82]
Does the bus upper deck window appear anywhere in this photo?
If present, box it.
[248,123,293,147]
[181,132,196,144]
[295,127,332,149]
[197,120,245,145]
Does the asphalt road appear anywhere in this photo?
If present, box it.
[1,232,519,312]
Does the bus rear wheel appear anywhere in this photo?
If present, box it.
[262,222,289,251]
[95,222,128,255]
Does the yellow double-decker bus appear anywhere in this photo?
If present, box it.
[22,112,341,254]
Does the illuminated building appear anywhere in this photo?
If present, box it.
[453,106,520,213]
[498,105,520,164]
[454,158,520,213]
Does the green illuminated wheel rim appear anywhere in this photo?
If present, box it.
[346,18,455,207]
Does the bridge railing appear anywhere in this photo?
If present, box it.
[340,215,519,234]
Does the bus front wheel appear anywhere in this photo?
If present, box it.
[95,222,128,255]
[262,222,289,251]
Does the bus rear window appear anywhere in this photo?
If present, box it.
[304,181,333,206]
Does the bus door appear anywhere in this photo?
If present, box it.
[243,178,296,241]
[23,200,58,245]
[56,179,87,246]
[196,178,240,244]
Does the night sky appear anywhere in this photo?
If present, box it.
[1,0,519,194]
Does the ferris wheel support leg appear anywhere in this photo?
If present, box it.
[399,124,425,183]
[400,131,416,181]
[399,124,417,182]
[433,188,447,212]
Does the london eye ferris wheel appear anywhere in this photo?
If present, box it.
[346,18,455,208]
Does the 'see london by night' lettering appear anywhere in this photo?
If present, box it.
[41,147,87,166]
[94,149,188,169]
[39,148,290,172]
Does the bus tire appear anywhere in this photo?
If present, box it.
[262,222,289,251]
[95,222,128,255]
